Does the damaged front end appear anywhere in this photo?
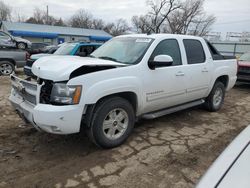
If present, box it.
[9,75,85,134]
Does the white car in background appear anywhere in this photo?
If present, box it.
[197,126,250,188]
[0,30,31,49]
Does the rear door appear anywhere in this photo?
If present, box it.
[183,39,212,101]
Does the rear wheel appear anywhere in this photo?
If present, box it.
[204,81,225,112]
[88,97,135,148]
[0,61,14,76]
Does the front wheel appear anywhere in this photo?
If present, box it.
[17,42,26,50]
[204,81,225,112]
[88,97,135,148]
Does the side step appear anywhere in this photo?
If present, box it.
[142,99,205,119]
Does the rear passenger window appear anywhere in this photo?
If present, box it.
[183,39,206,64]
[150,39,182,66]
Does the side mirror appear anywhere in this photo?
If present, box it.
[148,55,173,70]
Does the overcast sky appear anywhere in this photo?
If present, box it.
[4,0,250,34]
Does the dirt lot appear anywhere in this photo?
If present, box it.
[1,72,250,188]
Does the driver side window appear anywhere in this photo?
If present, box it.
[150,39,182,66]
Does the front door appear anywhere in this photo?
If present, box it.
[142,39,188,113]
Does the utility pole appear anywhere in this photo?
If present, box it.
[46,5,49,24]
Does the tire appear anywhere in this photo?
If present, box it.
[204,81,225,112]
[17,42,26,50]
[0,61,15,76]
[88,97,135,149]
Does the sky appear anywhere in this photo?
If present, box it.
[3,0,250,34]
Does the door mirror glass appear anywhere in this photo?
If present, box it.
[149,55,173,69]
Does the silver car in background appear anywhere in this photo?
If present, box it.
[0,30,31,49]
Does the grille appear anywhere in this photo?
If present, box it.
[11,75,38,105]
[26,59,35,67]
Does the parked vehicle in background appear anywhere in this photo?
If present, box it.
[0,49,29,75]
[9,34,237,148]
[197,125,250,188]
[0,31,31,49]
[27,43,49,55]
[41,45,59,54]
[25,45,60,63]
[24,42,101,77]
[237,52,250,82]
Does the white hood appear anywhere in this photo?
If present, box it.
[32,56,122,81]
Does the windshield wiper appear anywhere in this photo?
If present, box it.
[98,56,121,63]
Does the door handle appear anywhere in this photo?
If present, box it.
[175,72,185,76]
[202,68,209,73]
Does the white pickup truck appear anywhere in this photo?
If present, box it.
[9,34,237,148]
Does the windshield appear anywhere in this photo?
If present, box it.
[91,37,153,64]
[54,43,76,55]
[239,53,250,62]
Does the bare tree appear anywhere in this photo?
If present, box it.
[26,8,65,26]
[104,19,130,36]
[132,15,152,34]
[92,18,105,30]
[167,0,215,36]
[0,1,11,21]
[54,18,65,26]
[132,0,215,36]
[147,0,181,33]
[68,9,94,28]
[25,8,45,24]
[188,14,216,36]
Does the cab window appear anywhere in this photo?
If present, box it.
[150,39,182,66]
[183,39,206,64]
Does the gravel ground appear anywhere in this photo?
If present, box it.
[0,72,250,188]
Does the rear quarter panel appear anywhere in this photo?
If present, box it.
[209,59,238,92]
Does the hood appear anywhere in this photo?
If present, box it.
[32,56,124,81]
[31,53,53,60]
[14,37,32,45]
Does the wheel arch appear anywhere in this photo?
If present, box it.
[0,58,16,66]
[214,75,229,89]
[17,42,27,49]
[81,91,138,130]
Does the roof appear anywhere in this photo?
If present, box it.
[117,33,203,40]
[1,21,112,39]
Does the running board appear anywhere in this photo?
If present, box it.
[142,99,205,119]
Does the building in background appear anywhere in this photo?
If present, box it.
[0,21,112,45]
[226,32,250,42]
[204,32,222,42]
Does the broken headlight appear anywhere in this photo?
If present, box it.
[50,83,82,105]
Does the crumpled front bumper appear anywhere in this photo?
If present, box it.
[9,75,84,135]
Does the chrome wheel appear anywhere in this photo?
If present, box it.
[213,87,223,107]
[17,42,26,49]
[102,108,129,140]
[0,63,13,75]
